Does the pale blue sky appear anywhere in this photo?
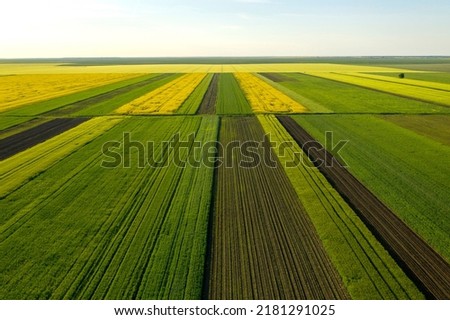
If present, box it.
[1,0,449,58]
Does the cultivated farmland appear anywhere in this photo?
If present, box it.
[259,73,449,113]
[0,59,449,300]
[116,73,206,114]
[208,117,349,300]
[0,73,141,113]
[235,72,307,113]
[0,117,217,299]
[216,73,253,114]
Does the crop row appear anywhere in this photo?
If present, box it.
[257,115,422,299]
[208,117,349,299]
[259,73,449,114]
[0,73,140,113]
[0,116,122,199]
[0,116,218,299]
[280,115,450,299]
[308,72,450,107]
[116,73,207,114]
[291,114,450,260]
[234,73,307,113]
[177,74,214,114]
[215,74,253,114]
[346,72,450,92]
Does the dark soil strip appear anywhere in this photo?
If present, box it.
[277,115,450,299]
[259,73,293,83]
[47,74,172,116]
[208,117,349,299]
[197,74,219,115]
[0,117,90,160]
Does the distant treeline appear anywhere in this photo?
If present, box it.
[1,56,450,66]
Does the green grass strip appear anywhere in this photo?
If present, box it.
[292,114,450,260]
[258,114,423,299]
[216,73,252,114]
[177,74,213,114]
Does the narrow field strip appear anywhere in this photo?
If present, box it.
[216,74,252,115]
[0,74,142,113]
[196,74,219,115]
[1,74,160,117]
[0,117,90,160]
[235,73,308,113]
[0,116,218,299]
[116,73,207,114]
[258,115,422,299]
[364,72,450,85]
[352,72,450,92]
[177,74,214,114]
[46,74,174,116]
[260,73,448,114]
[291,115,450,259]
[0,116,35,132]
[209,117,349,300]
[277,116,450,299]
[75,74,181,116]
[380,115,450,146]
[0,117,122,199]
[308,72,450,107]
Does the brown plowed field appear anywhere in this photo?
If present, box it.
[207,117,350,300]
[277,115,450,299]
[0,117,89,160]
[197,74,219,114]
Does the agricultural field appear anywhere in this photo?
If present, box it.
[215,73,253,114]
[380,114,450,146]
[115,73,206,114]
[235,73,307,113]
[0,59,449,300]
[259,73,449,113]
[363,72,450,85]
[291,115,450,261]
[306,71,450,107]
[209,117,349,300]
[0,74,141,113]
[0,116,217,299]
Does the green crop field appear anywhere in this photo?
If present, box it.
[260,73,448,113]
[258,115,422,299]
[364,72,450,85]
[380,114,450,146]
[291,114,450,260]
[216,73,253,114]
[177,73,213,114]
[1,58,449,300]
[307,72,450,107]
[0,116,217,299]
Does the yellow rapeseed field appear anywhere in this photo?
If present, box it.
[0,73,140,112]
[116,73,206,114]
[234,73,307,113]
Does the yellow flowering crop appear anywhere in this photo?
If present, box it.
[0,74,141,113]
[116,73,207,114]
[234,73,307,113]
